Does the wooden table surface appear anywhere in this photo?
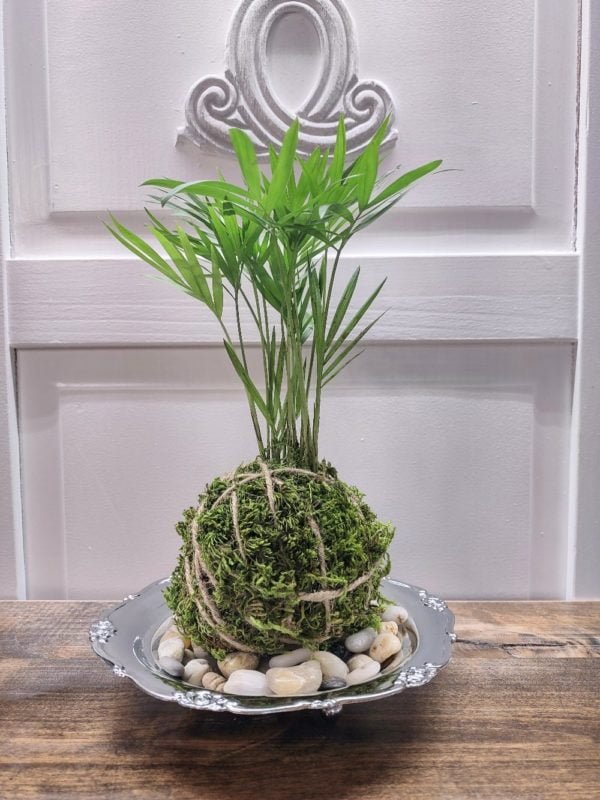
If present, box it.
[0,601,598,800]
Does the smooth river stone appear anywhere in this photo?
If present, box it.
[379,620,399,636]
[162,627,191,648]
[158,656,185,678]
[328,641,350,661]
[157,637,185,662]
[223,669,269,696]
[346,658,381,686]
[202,671,226,692]
[183,658,210,686]
[345,627,377,653]
[369,632,402,663]
[311,651,349,680]
[218,651,260,678]
[266,660,322,696]
[382,604,409,624]
[268,648,312,668]
[347,653,375,672]
[161,628,182,641]
[383,633,414,670]
[320,676,347,691]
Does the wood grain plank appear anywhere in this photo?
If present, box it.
[7,255,577,346]
[0,601,598,800]
[454,602,600,658]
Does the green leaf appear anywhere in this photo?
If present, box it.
[206,205,238,271]
[323,349,365,386]
[160,227,213,307]
[324,312,386,378]
[229,128,262,198]
[370,159,442,206]
[356,144,378,210]
[325,266,361,347]
[142,177,185,189]
[109,117,445,469]
[329,117,346,182]
[307,263,324,330]
[328,203,354,225]
[105,217,184,287]
[351,197,405,234]
[178,228,215,305]
[223,340,272,424]
[325,279,387,362]
[211,247,224,318]
[160,179,256,211]
[264,119,299,212]
[267,144,278,175]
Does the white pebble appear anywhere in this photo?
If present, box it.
[382,604,409,624]
[345,627,377,653]
[223,669,269,696]
[183,659,210,686]
[218,651,260,678]
[268,648,312,668]
[266,661,322,696]
[369,632,402,663]
[346,658,381,686]
[383,634,414,671]
[347,653,375,672]
[157,637,184,662]
[202,671,226,692]
[162,627,191,647]
[310,651,349,680]
[161,628,182,641]
[158,656,185,678]
[380,620,399,636]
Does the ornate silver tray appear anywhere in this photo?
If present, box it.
[89,577,455,716]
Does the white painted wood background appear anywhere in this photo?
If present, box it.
[1,0,599,600]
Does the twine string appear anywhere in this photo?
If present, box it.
[308,516,332,638]
[297,554,387,602]
[182,463,380,651]
[257,457,276,517]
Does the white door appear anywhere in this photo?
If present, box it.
[1,0,598,600]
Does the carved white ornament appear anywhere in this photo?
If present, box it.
[179,0,397,157]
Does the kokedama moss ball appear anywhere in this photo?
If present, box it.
[164,460,394,660]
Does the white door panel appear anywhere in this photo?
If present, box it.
[2,0,597,599]
[18,344,572,600]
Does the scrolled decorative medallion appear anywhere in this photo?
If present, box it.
[173,690,231,712]
[179,0,397,157]
[308,698,343,716]
[394,663,438,689]
[89,619,117,643]
[418,589,448,613]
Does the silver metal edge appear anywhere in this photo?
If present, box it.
[89,576,455,715]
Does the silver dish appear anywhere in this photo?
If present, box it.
[89,576,455,716]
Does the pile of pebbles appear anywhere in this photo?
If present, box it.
[155,604,414,698]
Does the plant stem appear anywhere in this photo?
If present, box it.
[234,289,266,456]
[323,245,344,330]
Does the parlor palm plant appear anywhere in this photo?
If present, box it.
[109,118,441,658]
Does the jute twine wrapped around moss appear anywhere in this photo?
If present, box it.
[164,459,394,659]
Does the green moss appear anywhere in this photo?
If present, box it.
[164,460,394,659]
